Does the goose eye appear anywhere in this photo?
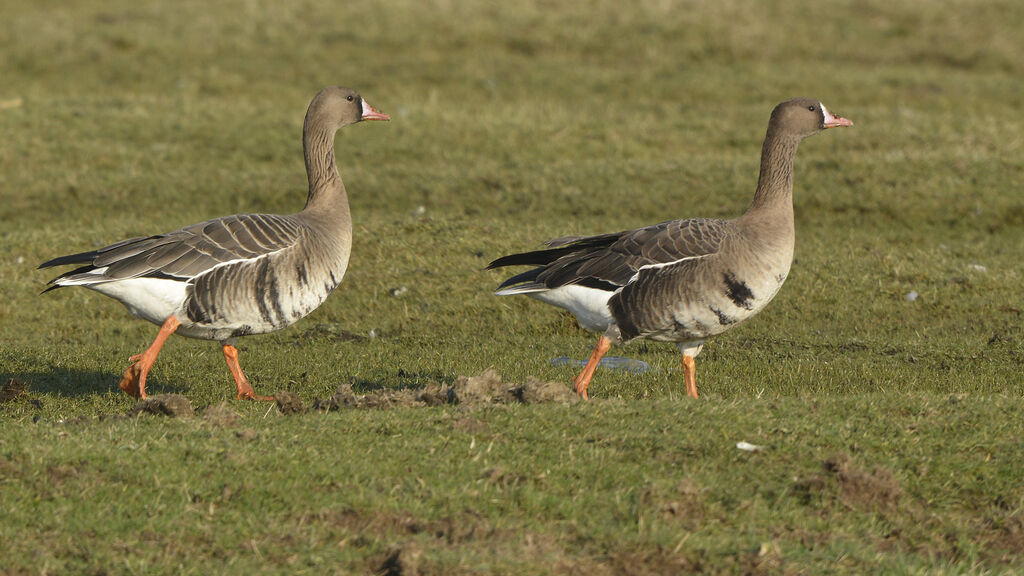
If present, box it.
[807,105,816,112]
[347,95,354,102]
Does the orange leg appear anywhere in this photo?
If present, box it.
[222,344,273,401]
[572,335,612,399]
[682,355,698,399]
[119,316,181,400]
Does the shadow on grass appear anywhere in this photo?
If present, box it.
[0,367,187,399]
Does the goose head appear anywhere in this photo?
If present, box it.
[305,86,390,132]
[770,97,852,139]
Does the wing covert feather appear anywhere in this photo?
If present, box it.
[534,218,732,290]
[56,214,303,282]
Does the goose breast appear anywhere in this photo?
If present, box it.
[611,233,794,343]
[180,221,351,341]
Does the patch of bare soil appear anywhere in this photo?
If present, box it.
[607,547,700,576]
[129,394,193,418]
[313,369,578,412]
[655,478,706,530]
[826,453,902,512]
[309,507,494,546]
[274,390,306,414]
[0,378,28,404]
[371,542,426,576]
[296,507,496,575]
[796,452,902,513]
[980,510,1024,563]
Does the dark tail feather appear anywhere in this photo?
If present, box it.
[39,235,154,270]
[38,249,101,270]
[487,248,567,270]
[496,268,542,290]
[487,233,622,270]
[39,263,101,294]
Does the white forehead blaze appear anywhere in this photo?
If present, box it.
[819,102,835,124]
[360,98,373,116]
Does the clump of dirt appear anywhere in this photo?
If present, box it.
[796,452,902,513]
[0,378,28,404]
[313,369,577,411]
[313,383,356,410]
[448,369,578,405]
[447,369,511,404]
[202,402,240,426]
[130,394,193,418]
[274,391,306,415]
[514,376,578,404]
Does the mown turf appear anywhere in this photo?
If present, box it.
[2,396,1023,574]
[2,0,1023,573]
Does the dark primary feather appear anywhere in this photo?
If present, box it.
[486,232,622,270]
[41,214,303,286]
[38,236,152,270]
[490,218,731,292]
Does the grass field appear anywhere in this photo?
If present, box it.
[2,0,1023,573]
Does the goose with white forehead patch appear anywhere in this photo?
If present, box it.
[488,97,852,399]
[40,86,390,400]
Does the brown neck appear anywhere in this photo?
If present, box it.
[745,127,801,215]
[301,119,348,217]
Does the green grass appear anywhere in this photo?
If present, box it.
[2,0,1023,573]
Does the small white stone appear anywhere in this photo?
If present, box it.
[736,441,765,452]
[906,291,919,302]
[412,205,426,217]
[16,256,24,264]
[969,264,987,272]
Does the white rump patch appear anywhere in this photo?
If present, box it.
[86,278,188,326]
[529,284,615,333]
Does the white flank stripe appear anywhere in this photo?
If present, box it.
[626,254,708,286]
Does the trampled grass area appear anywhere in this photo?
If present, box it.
[2,0,1023,573]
